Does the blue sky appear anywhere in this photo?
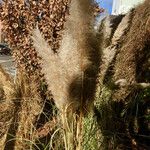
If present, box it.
[96,0,113,14]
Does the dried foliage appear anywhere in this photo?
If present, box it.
[0,1,101,149]
[12,71,42,150]
[0,0,39,75]
[0,0,70,75]
[0,65,14,149]
[0,2,70,146]
[0,0,149,149]
[0,65,14,97]
[112,0,150,101]
[37,0,71,52]
[32,0,100,112]
[0,69,44,150]
[32,0,100,149]
[95,0,150,149]
[97,12,131,87]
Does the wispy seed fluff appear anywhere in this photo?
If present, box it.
[32,0,100,111]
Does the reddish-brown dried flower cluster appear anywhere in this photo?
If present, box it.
[38,0,70,52]
[0,0,39,75]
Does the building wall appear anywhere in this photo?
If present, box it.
[112,0,144,15]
